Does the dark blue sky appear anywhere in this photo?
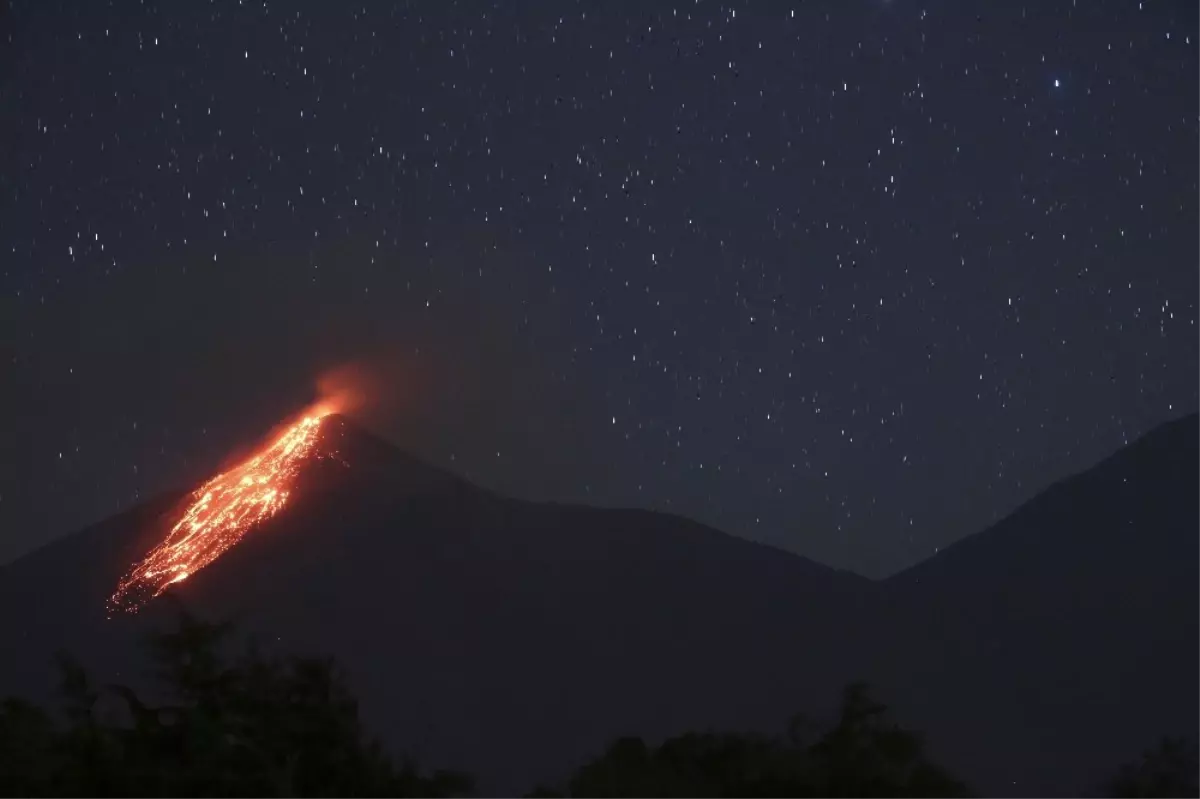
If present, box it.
[2,0,1196,577]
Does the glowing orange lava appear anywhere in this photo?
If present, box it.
[108,412,330,615]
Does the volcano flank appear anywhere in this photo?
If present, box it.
[1,413,1195,796]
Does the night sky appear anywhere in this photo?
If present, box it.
[2,0,1196,578]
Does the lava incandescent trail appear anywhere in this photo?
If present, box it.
[108,411,331,615]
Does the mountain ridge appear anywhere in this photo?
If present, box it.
[0,410,1194,796]
[892,407,1200,587]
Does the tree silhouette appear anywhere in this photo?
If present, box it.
[0,605,471,797]
[531,681,972,797]
[9,613,1180,799]
[1105,736,1198,798]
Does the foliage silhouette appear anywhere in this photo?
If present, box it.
[0,604,472,797]
[1105,736,1198,798]
[5,607,1184,798]
[528,681,972,797]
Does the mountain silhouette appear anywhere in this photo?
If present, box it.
[875,412,1199,795]
[0,412,1195,796]
[0,415,879,793]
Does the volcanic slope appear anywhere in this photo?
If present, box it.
[0,414,879,793]
[0,413,1195,796]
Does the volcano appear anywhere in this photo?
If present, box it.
[0,412,1195,796]
[108,411,334,614]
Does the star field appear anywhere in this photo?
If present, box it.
[2,0,1196,577]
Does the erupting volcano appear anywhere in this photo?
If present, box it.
[108,410,332,615]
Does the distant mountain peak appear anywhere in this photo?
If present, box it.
[889,410,1199,587]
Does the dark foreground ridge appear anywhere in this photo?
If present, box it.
[1,413,1195,796]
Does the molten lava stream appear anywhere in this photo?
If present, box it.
[108,413,328,615]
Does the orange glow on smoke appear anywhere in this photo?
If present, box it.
[108,410,331,615]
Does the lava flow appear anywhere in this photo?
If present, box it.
[108,411,331,615]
